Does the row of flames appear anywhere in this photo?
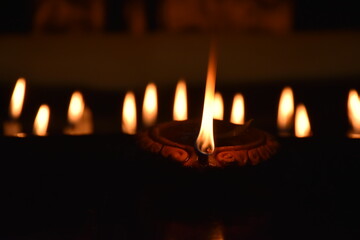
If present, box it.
[3,77,360,139]
[122,81,246,132]
[123,81,360,138]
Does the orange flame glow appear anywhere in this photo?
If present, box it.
[295,103,311,138]
[9,77,26,119]
[230,93,245,125]
[347,89,360,138]
[196,44,216,155]
[142,82,158,127]
[213,92,224,120]
[277,86,294,133]
[210,223,224,240]
[67,91,85,125]
[173,79,188,121]
[122,91,137,135]
[33,104,50,136]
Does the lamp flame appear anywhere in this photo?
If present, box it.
[33,104,50,136]
[196,44,216,155]
[347,89,360,138]
[295,103,311,138]
[9,77,26,120]
[173,79,188,121]
[142,82,158,127]
[122,91,137,135]
[230,93,245,125]
[68,91,85,125]
[277,86,294,133]
[213,92,224,120]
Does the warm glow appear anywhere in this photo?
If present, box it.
[230,93,245,125]
[122,91,137,135]
[347,89,360,138]
[210,224,224,240]
[213,92,224,120]
[196,44,216,155]
[9,77,26,119]
[142,82,158,127]
[295,103,311,138]
[173,79,188,121]
[277,86,294,132]
[68,91,85,124]
[33,104,50,136]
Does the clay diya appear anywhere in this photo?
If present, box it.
[136,119,279,168]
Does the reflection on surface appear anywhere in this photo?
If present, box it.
[160,215,272,240]
[163,221,224,240]
[209,222,224,240]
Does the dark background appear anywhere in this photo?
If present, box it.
[0,0,359,33]
[0,1,360,240]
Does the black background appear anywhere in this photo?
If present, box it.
[0,0,359,33]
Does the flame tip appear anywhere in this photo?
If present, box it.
[196,45,217,153]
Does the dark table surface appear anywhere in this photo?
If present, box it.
[1,134,359,240]
[1,79,360,240]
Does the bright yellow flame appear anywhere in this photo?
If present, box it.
[196,44,216,155]
[213,92,224,120]
[9,77,26,119]
[347,89,360,138]
[122,91,137,135]
[142,82,158,127]
[277,86,294,132]
[173,79,188,121]
[230,93,245,125]
[67,91,85,124]
[295,103,311,138]
[33,104,50,136]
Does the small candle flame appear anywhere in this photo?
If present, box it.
[122,91,137,135]
[65,91,93,135]
[33,104,50,136]
[277,86,294,133]
[230,93,245,125]
[142,82,158,127]
[9,77,26,120]
[347,89,360,138]
[68,91,85,125]
[196,44,216,155]
[213,92,224,120]
[173,79,188,121]
[295,103,311,138]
